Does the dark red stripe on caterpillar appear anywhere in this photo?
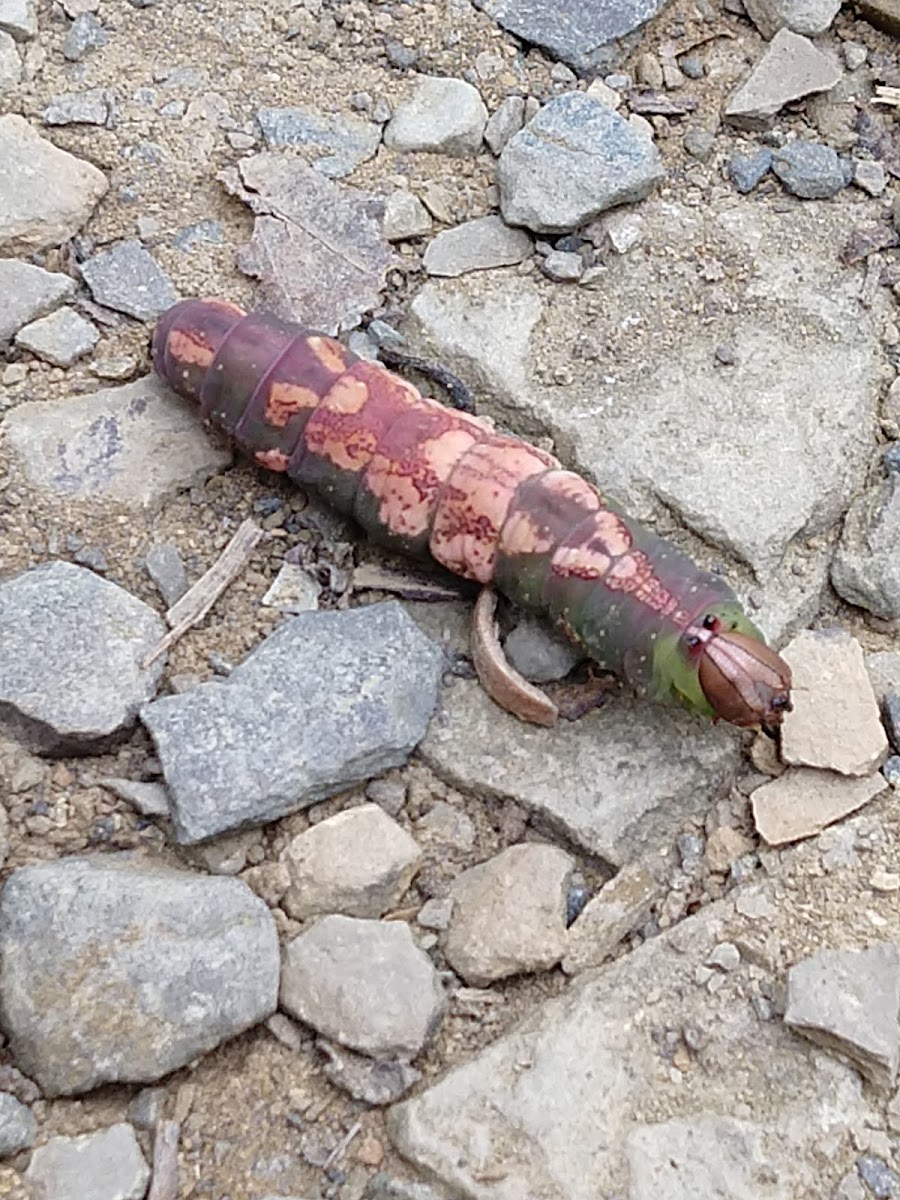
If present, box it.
[151,299,792,731]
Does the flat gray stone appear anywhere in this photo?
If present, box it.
[443,843,574,985]
[407,198,878,587]
[421,680,738,867]
[484,95,525,154]
[0,1091,35,1156]
[144,541,188,608]
[80,239,178,320]
[382,189,432,241]
[498,93,664,234]
[281,915,446,1058]
[256,106,381,178]
[14,305,98,366]
[744,0,842,36]
[474,0,669,76]
[2,375,232,507]
[562,856,664,974]
[0,562,165,755]
[384,76,487,155]
[97,776,170,817]
[25,1124,148,1199]
[142,603,444,843]
[43,88,110,125]
[0,856,279,1095]
[281,802,422,920]
[724,29,842,129]
[0,257,76,342]
[785,943,900,1088]
[0,115,108,254]
[752,767,887,846]
[772,140,847,199]
[62,10,106,60]
[388,903,877,1198]
[832,475,900,619]
[423,215,532,277]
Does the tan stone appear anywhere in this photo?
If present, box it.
[752,766,887,846]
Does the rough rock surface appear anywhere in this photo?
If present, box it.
[752,767,888,845]
[0,257,75,342]
[23,1122,150,1200]
[142,603,444,843]
[832,474,900,620]
[498,93,664,233]
[0,562,166,754]
[723,29,842,128]
[281,802,423,920]
[421,680,738,866]
[0,1091,35,1156]
[422,215,532,277]
[2,375,232,507]
[384,76,487,155]
[0,855,279,1096]
[562,856,664,974]
[0,114,107,253]
[443,843,574,985]
[280,915,446,1059]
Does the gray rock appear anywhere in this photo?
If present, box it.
[562,856,663,974]
[504,615,581,683]
[743,0,842,35]
[260,562,321,614]
[144,541,188,608]
[24,1123,149,1199]
[142,603,444,843]
[852,159,887,196]
[772,140,846,199]
[473,0,669,77]
[0,30,20,91]
[0,115,108,254]
[0,258,76,342]
[319,1039,422,1105]
[780,630,888,776]
[389,902,878,1198]
[0,856,279,1095]
[832,476,900,619]
[256,106,380,178]
[0,1091,35,1156]
[98,776,170,817]
[62,11,107,60]
[785,943,900,1088]
[171,219,224,251]
[540,248,583,280]
[80,239,178,320]
[0,0,35,39]
[126,1087,166,1133]
[14,305,98,366]
[444,843,574,985]
[384,76,487,155]
[423,215,531,277]
[421,681,738,867]
[43,88,110,125]
[723,29,842,129]
[857,1156,900,1197]
[382,189,432,241]
[728,147,773,193]
[365,1176,445,1200]
[484,95,525,154]
[498,93,664,234]
[280,915,446,1058]
[0,562,165,755]
[281,802,422,920]
[682,126,715,161]
[2,375,232,507]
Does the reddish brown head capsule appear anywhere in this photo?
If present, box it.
[697,628,792,729]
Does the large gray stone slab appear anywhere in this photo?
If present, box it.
[0,562,165,755]
[0,856,279,1096]
[2,374,232,507]
[420,680,738,867]
[142,603,445,843]
[388,902,876,1199]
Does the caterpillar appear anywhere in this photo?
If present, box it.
[151,299,792,732]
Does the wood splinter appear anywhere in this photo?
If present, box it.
[471,588,559,728]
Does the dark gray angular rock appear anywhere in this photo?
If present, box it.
[2,375,232,507]
[256,106,381,178]
[832,476,900,620]
[142,602,444,843]
[43,88,110,125]
[772,140,846,199]
[0,856,279,1095]
[144,541,188,607]
[0,562,166,755]
[0,258,76,342]
[280,915,446,1058]
[24,1123,149,1199]
[728,148,773,193]
[80,239,178,320]
[474,0,670,76]
[62,11,107,60]
[0,1091,35,1156]
[784,942,900,1088]
[498,92,664,234]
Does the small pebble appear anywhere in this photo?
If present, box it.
[728,149,772,194]
[541,250,583,282]
[705,942,741,972]
[857,1155,900,1198]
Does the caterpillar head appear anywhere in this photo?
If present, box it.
[688,613,792,730]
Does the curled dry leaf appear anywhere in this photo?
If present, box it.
[471,588,559,728]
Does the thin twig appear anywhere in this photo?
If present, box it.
[323,1120,362,1170]
[147,1120,180,1200]
[141,519,263,668]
